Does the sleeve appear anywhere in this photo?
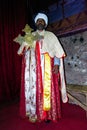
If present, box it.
[54,57,60,65]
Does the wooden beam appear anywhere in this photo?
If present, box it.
[47,10,87,37]
[67,84,87,93]
[67,92,87,111]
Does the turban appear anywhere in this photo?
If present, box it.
[34,13,48,26]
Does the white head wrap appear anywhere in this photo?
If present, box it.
[34,13,48,26]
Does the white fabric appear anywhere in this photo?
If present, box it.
[34,13,48,26]
[25,49,37,119]
[32,30,66,58]
[17,42,29,55]
[18,30,68,106]
[59,58,68,103]
[18,30,66,58]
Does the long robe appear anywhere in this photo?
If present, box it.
[18,30,68,123]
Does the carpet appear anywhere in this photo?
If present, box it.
[0,102,87,130]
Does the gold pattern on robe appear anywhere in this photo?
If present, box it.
[43,53,51,111]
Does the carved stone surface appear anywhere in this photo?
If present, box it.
[60,31,87,85]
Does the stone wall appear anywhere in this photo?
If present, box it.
[60,31,87,85]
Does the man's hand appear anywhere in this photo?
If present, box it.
[52,65,59,74]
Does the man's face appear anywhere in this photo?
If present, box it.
[36,18,46,31]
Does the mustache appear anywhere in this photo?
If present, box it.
[36,24,45,30]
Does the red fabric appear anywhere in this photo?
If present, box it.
[19,41,61,122]
[35,41,61,122]
[1,103,87,130]
[35,41,44,121]
[47,58,61,121]
[19,42,61,121]
[0,0,27,102]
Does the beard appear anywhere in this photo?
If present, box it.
[36,23,45,30]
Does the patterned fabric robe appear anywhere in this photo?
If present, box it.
[19,30,68,123]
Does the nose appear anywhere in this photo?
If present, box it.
[38,20,43,23]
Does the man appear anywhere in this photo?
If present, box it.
[16,13,68,123]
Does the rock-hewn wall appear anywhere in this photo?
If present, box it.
[60,31,87,85]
